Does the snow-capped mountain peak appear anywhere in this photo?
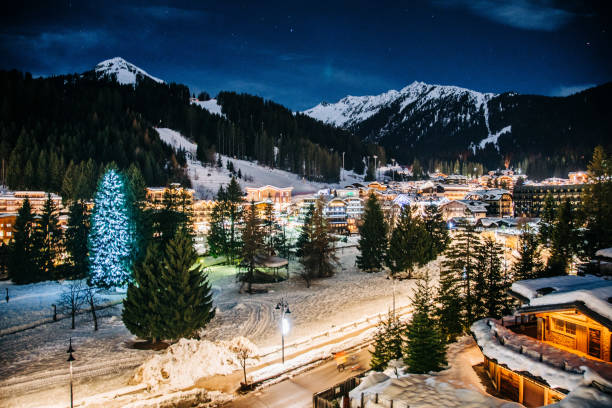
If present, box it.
[303,81,497,129]
[94,57,164,85]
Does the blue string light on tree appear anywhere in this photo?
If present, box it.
[88,168,137,288]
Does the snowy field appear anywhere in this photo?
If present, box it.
[155,127,364,198]
[0,247,442,407]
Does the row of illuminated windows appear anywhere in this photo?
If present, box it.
[0,231,12,237]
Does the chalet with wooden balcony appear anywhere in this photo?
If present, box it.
[472,275,612,407]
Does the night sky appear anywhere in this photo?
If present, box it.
[1,0,611,110]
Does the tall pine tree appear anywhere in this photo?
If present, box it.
[422,204,449,262]
[473,237,505,320]
[370,312,404,371]
[512,226,543,280]
[539,192,556,247]
[65,201,90,279]
[357,192,387,272]
[35,193,63,279]
[385,205,428,278]
[546,199,578,275]
[122,243,164,343]
[240,202,265,293]
[157,227,215,340]
[88,169,137,288]
[441,222,482,328]
[403,274,446,373]
[581,146,612,257]
[8,198,40,283]
[300,199,338,287]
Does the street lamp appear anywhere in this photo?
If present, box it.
[67,338,75,408]
[275,298,291,364]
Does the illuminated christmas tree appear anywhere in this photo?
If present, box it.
[88,169,136,288]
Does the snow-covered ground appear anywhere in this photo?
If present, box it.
[0,247,442,407]
[155,128,364,198]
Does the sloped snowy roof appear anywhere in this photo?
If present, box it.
[471,319,612,391]
[510,275,612,326]
[595,248,612,259]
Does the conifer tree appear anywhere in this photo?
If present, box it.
[512,226,542,280]
[295,204,314,258]
[88,169,137,288]
[122,243,164,343]
[8,198,40,283]
[441,221,482,327]
[473,237,505,320]
[370,312,404,371]
[357,193,387,272]
[546,199,577,275]
[208,200,229,259]
[539,192,556,246]
[225,177,243,263]
[435,266,464,343]
[403,274,446,373]
[364,165,376,181]
[240,202,265,293]
[35,193,63,279]
[581,146,612,257]
[157,228,215,340]
[262,201,278,255]
[300,199,338,287]
[422,204,449,261]
[386,206,428,278]
[65,201,90,279]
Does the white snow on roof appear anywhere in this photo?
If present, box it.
[595,248,612,259]
[192,99,225,117]
[511,275,612,322]
[95,57,164,85]
[471,319,583,391]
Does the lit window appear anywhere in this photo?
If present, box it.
[7,232,11,236]
[565,322,576,335]
[553,318,564,331]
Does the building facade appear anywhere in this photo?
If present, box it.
[513,184,586,217]
[245,185,293,204]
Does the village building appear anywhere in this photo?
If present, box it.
[439,199,488,221]
[244,185,293,205]
[472,275,612,407]
[513,184,586,217]
[465,189,513,217]
[145,184,195,209]
[0,190,63,214]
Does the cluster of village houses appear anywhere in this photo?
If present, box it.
[0,169,592,248]
[2,169,612,406]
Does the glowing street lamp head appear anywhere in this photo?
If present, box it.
[282,317,290,335]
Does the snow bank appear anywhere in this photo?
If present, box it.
[349,360,520,408]
[131,337,258,391]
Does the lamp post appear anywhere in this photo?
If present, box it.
[67,338,75,408]
[373,155,378,180]
[275,298,291,364]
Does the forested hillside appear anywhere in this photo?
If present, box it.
[0,64,371,196]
